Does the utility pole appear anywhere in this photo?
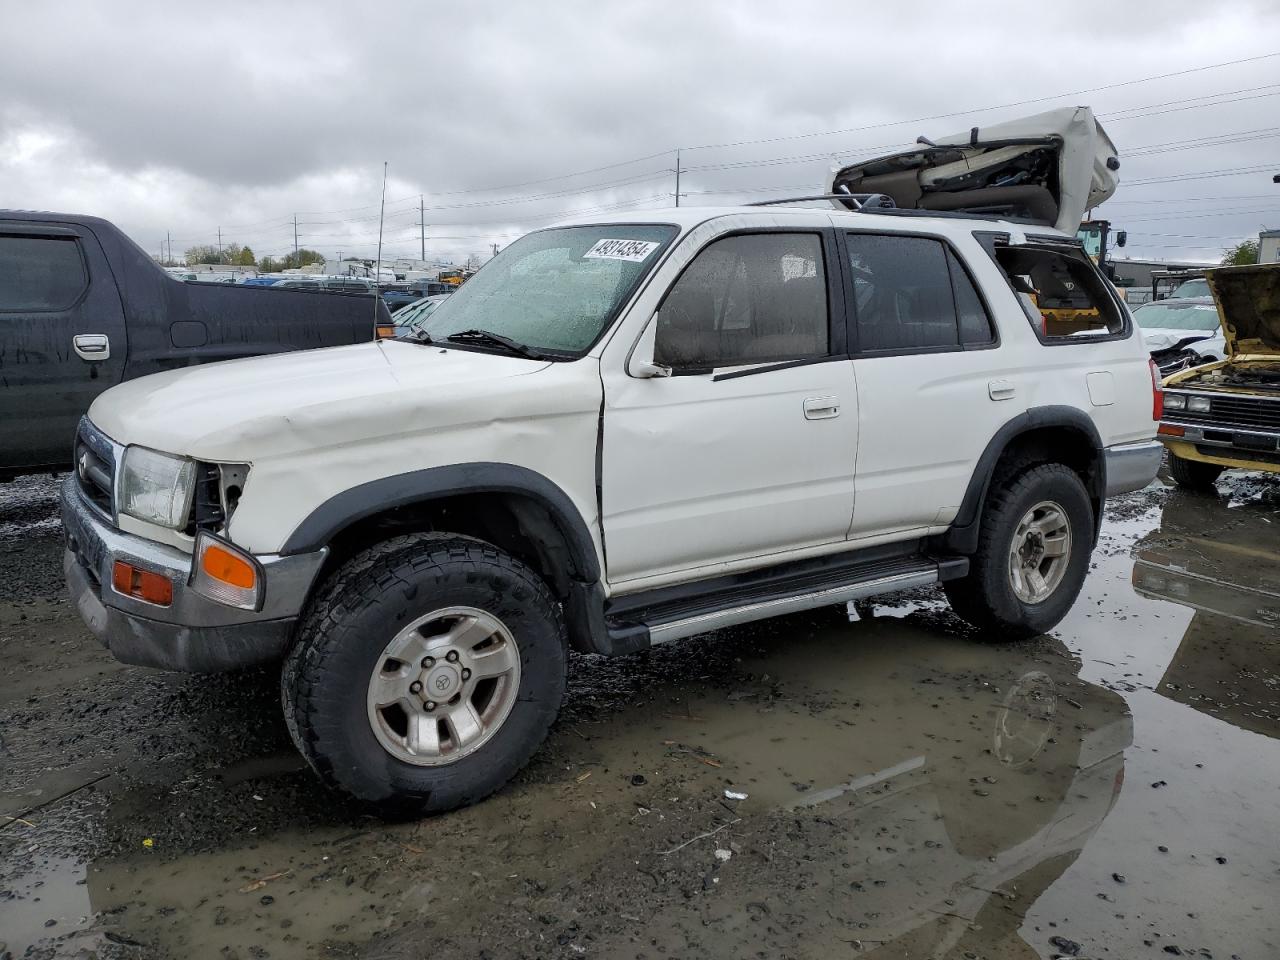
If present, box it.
[674,148,682,207]
[293,214,299,264]
[166,231,171,265]
[420,194,425,263]
[216,227,222,262]
[491,242,500,259]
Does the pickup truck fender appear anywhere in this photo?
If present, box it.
[943,405,1106,555]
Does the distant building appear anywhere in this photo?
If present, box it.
[1110,257,1215,293]
[1260,229,1280,265]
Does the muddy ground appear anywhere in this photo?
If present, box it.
[1,470,1278,959]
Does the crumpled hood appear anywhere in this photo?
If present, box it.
[1207,263,1280,357]
[88,340,549,459]
[1141,329,1212,352]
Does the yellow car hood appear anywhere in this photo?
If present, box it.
[1207,263,1280,358]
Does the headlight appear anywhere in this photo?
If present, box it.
[1164,394,1186,411]
[1187,396,1212,414]
[119,446,197,528]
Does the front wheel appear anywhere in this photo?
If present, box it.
[945,463,1093,640]
[282,534,566,815]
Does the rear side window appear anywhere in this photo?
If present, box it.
[991,244,1125,340]
[846,234,994,352]
[0,235,88,311]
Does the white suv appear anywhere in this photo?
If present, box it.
[62,199,1161,813]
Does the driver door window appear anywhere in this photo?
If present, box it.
[654,233,829,370]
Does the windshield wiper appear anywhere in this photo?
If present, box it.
[443,329,547,360]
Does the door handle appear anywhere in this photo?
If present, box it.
[803,397,840,420]
[74,334,111,361]
[988,379,1016,401]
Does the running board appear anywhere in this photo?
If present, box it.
[603,552,967,651]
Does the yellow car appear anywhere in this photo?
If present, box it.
[1158,263,1280,489]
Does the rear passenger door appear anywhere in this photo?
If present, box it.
[840,231,1004,539]
[0,223,127,473]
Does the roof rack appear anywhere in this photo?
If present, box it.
[747,193,896,210]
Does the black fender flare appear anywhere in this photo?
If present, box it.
[280,462,602,582]
[943,405,1105,554]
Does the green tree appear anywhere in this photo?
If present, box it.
[184,244,220,265]
[279,248,324,270]
[236,245,256,266]
[1221,240,1259,266]
[259,255,282,273]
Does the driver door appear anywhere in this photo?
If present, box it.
[601,230,858,588]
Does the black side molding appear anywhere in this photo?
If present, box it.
[280,462,601,582]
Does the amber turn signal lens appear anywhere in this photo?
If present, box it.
[375,325,395,339]
[112,561,174,606]
[1157,424,1185,437]
[201,543,257,589]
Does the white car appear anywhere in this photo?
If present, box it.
[1134,297,1225,374]
[62,185,1161,814]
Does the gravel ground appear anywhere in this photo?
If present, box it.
[1,470,1278,959]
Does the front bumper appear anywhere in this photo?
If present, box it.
[1104,440,1164,496]
[60,475,327,672]
[1158,420,1280,472]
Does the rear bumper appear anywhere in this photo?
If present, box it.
[1104,440,1164,496]
[60,475,326,672]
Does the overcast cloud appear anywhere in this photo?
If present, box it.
[3,0,1280,267]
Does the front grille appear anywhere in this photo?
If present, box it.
[74,418,116,519]
[1172,392,1280,433]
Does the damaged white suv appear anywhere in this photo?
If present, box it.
[62,111,1162,813]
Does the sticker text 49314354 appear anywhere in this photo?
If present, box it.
[583,238,661,262]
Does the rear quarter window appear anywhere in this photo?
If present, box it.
[988,242,1126,342]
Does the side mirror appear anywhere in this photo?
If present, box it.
[628,312,672,378]
[1115,230,1127,248]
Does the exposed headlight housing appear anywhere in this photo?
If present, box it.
[119,446,197,529]
[1164,394,1186,411]
[1187,396,1212,414]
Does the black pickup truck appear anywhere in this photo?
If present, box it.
[1,210,391,479]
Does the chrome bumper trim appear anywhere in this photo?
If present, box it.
[1104,440,1164,496]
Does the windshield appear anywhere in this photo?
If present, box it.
[1076,224,1103,260]
[406,224,678,354]
[1170,278,1210,299]
[1134,301,1220,331]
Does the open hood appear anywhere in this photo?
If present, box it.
[827,106,1118,233]
[1207,263,1280,357]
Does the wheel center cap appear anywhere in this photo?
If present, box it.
[424,663,461,697]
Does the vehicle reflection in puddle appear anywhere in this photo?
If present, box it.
[2,614,1132,958]
[1132,488,1280,738]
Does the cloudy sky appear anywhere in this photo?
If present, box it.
[4,0,1280,268]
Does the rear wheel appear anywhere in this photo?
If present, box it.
[1168,452,1224,492]
[945,463,1093,640]
[282,533,566,815]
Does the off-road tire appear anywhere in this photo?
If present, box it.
[282,533,566,816]
[944,463,1093,641]
[1168,452,1224,492]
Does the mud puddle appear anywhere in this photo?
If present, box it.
[2,472,1279,959]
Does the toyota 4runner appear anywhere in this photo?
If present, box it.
[61,195,1162,813]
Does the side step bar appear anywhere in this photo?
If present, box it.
[604,554,968,651]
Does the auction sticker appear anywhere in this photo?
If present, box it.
[583,238,660,262]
